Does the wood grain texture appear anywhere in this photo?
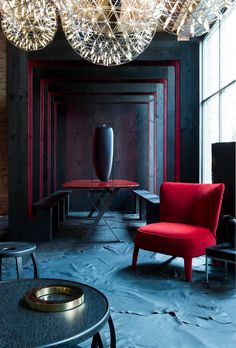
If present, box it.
[7,33,199,241]
[0,32,8,214]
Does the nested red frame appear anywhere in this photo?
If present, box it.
[28,61,180,217]
[48,90,158,194]
[53,98,152,192]
[44,83,166,199]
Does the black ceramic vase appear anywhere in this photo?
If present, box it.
[93,125,114,181]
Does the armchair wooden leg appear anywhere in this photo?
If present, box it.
[132,246,139,269]
[184,258,192,282]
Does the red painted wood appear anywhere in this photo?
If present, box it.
[48,91,159,97]
[43,78,172,85]
[27,60,180,69]
[47,91,158,184]
[31,59,181,189]
[147,101,150,191]
[163,79,168,182]
[46,89,162,191]
[63,179,139,189]
[27,62,33,217]
[53,102,58,192]
[38,61,180,184]
[174,61,181,181]
[29,60,180,217]
[64,102,140,184]
[40,75,168,188]
[43,77,169,192]
[153,93,157,194]
[44,88,172,191]
[47,93,52,194]
[39,80,45,199]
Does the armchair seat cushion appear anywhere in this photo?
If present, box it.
[137,222,216,258]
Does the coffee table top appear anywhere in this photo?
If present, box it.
[63,179,139,189]
[0,278,110,347]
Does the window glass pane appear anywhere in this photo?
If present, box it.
[220,6,236,87]
[221,82,236,142]
[202,24,219,99]
[202,96,219,183]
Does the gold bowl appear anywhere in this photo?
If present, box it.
[24,284,84,312]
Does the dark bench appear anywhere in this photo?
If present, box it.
[133,189,160,224]
[32,190,71,240]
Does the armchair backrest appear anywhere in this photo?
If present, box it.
[160,182,225,236]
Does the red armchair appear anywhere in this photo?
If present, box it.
[132,182,224,281]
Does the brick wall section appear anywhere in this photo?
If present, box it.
[0,32,8,214]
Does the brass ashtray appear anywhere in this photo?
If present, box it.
[25,284,84,312]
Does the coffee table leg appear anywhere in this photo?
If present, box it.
[108,315,116,348]
[31,252,39,278]
[91,330,108,348]
[91,315,116,348]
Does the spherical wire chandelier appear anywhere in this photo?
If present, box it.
[156,0,235,39]
[58,0,158,66]
[0,0,235,64]
[0,0,58,50]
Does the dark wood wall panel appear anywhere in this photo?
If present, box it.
[8,33,200,241]
[38,78,167,211]
[63,102,143,211]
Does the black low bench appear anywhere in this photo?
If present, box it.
[133,189,160,224]
[32,190,71,241]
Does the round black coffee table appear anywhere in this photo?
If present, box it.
[0,278,116,347]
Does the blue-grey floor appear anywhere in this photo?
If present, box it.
[1,213,236,348]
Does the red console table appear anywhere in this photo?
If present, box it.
[63,180,139,240]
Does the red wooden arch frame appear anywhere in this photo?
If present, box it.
[27,60,180,217]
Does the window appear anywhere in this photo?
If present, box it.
[221,83,236,142]
[202,24,219,99]
[200,5,236,183]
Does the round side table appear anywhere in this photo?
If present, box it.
[0,242,39,280]
[0,278,116,347]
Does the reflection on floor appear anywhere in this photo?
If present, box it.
[1,213,236,348]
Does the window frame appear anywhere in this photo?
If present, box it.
[199,5,236,183]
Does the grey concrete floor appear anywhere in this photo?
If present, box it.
[1,213,236,348]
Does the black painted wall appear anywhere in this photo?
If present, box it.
[8,32,200,241]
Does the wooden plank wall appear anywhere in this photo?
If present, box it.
[0,32,8,214]
[7,32,200,241]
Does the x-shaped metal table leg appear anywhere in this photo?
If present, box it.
[87,189,119,238]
